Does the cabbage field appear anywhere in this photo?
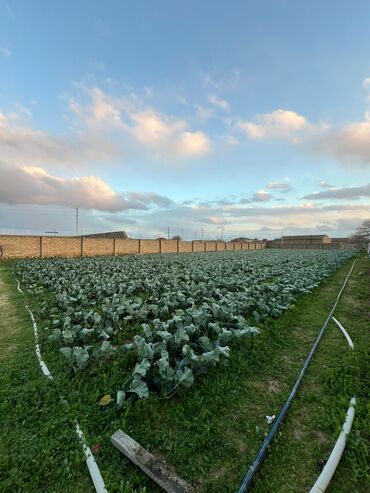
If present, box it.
[15,249,355,407]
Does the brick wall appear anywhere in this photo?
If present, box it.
[193,241,206,252]
[42,236,81,257]
[140,239,160,254]
[0,235,41,258]
[160,239,177,254]
[0,235,266,259]
[178,240,192,253]
[83,238,114,256]
[205,241,216,251]
[216,242,226,251]
[115,239,140,255]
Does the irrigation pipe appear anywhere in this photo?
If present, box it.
[16,280,108,493]
[309,316,356,493]
[332,316,354,349]
[237,258,357,493]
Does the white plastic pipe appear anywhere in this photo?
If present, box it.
[332,317,354,349]
[25,304,53,380]
[16,278,108,493]
[310,317,356,493]
[76,423,108,493]
[310,397,356,493]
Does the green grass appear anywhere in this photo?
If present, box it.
[0,254,369,492]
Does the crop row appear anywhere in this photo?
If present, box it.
[15,249,355,406]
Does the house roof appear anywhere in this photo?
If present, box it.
[281,235,329,240]
[81,231,128,239]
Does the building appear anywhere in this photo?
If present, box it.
[80,231,128,239]
[229,237,254,243]
[267,234,332,249]
[281,234,331,245]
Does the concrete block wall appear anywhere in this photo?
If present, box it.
[0,234,266,259]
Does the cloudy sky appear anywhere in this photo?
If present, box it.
[0,1,369,239]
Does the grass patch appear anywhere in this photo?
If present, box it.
[0,254,369,492]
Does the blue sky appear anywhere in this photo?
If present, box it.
[0,0,369,239]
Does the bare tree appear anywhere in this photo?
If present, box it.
[350,219,370,247]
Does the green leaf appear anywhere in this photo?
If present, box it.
[116,390,126,409]
[60,346,72,363]
[156,352,175,382]
[174,327,189,345]
[176,367,194,388]
[129,378,149,399]
[73,346,90,369]
[82,328,94,337]
[100,340,113,353]
[62,329,74,345]
[133,358,151,378]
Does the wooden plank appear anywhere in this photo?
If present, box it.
[111,429,194,493]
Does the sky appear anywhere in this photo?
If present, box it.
[0,0,370,240]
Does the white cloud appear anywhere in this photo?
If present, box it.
[251,190,272,202]
[0,110,120,169]
[130,109,211,158]
[14,102,32,118]
[0,162,174,212]
[362,77,370,88]
[207,94,230,112]
[266,181,292,192]
[198,216,232,225]
[0,47,11,58]
[302,183,370,200]
[314,118,370,164]
[133,198,370,240]
[194,104,214,123]
[237,109,308,140]
[319,180,336,188]
[201,68,240,91]
[218,134,239,147]
[68,86,127,129]
[69,86,212,159]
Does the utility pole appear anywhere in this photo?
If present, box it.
[167,226,170,240]
[75,208,79,236]
[201,228,204,241]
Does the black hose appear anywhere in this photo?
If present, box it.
[237,258,357,493]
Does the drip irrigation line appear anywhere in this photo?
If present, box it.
[16,279,108,493]
[237,258,357,493]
